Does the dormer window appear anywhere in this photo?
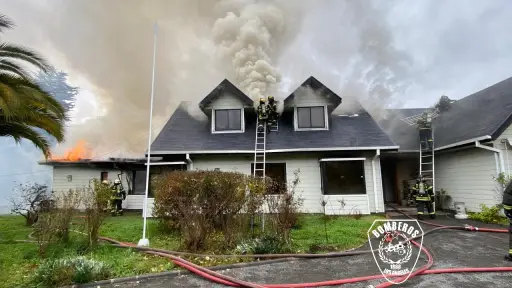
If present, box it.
[212,108,244,133]
[295,105,328,131]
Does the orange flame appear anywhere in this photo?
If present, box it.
[50,140,92,161]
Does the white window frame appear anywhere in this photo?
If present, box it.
[319,158,368,196]
[211,108,245,134]
[294,105,329,131]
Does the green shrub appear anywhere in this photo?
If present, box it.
[152,170,267,251]
[234,234,291,255]
[468,204,504,224]
[29,257,111,287]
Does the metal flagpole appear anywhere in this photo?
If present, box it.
[138,21,158,247]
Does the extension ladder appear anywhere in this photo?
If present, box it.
[253,118,267,178]
[252,118,278,178]
[419,125,435,212]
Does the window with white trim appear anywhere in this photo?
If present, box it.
[296,106,327,129]
[320,160,366,195]
[213,109,243,132]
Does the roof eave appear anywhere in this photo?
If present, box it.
[150,146,400,155]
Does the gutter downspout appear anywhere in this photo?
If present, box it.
[186,153,193,171]
[475,141,504,175]
[503,138,510,175]
[372,149,381,213]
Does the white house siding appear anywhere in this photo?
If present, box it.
[52,166,157,213]
[285,88,333,107]
[205,92,246,110]
[190,152,384,215]
[494,123,512,176]
[52,166,130,210]
[435,148,499,212]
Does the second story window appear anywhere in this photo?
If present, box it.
[213,109,243,132]
[296,106,327,129]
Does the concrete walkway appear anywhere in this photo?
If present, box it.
[90,218,512,288]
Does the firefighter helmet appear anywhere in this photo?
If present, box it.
[259,98,266,104]
[102,180,109,185]
[114,179,121,185]
[268,95,274,101]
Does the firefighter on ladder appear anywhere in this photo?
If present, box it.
[419,116,434,151]
[502,180,512,261]
[109,179,126,216]
[267,95,278,129]
[257,97,268,132]
[411,174,435,220]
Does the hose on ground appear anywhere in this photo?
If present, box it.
[99,209,511,287]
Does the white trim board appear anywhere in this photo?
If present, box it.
[319,158,366,162]
[144,161,187,166]
[150,146,399,155]
[434,135,492,151]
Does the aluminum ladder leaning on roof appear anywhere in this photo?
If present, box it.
[419,111,436,213]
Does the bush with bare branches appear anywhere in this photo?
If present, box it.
[33,189,82,257]
[82,179,111,248]
[10,182,51,226]
[264,169,304,244]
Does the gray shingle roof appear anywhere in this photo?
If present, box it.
[150,103,398,154]
[432,76,512,148]
[380,76,512,151]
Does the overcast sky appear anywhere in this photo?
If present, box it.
[1,0,512,211]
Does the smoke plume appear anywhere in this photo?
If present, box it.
[0,0,414,158]
[212,2,283,108]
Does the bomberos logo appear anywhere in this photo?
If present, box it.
[367,219,424,285]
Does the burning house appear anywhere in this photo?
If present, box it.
[38,141,187,213]
[39,76,512,216]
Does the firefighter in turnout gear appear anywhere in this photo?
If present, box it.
[267,96,278,129]
[256,98,268,132]
[502,180,512,261]
[110,179,126,216]
[411,175,435,220]
[418,118,434,151]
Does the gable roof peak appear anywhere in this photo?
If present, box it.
[284,75,342,111]
[198,78,254,114]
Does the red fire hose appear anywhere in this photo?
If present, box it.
[101,211,512,287]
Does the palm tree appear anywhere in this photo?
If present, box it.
[0,14,67,159]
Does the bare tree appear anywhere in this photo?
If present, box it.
[9,182,51,226]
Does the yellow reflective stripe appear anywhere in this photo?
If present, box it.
[429,212,436,214]
[503,205,512,210]
[509,249,512,254]
[417,212,424,214]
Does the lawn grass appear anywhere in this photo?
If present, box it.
[0,212,384,288]
[291,214,385,252]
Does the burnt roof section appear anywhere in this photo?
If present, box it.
[149,102,397,154]
[432,76,512,148]
[38,157,164,166]
[379,108,426,152]
[283,76,342,112]
[198,79,254,114]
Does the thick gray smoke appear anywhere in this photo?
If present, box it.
[212,2,283,108]
[0,0,413,157]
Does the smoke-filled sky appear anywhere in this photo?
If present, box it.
[1,0,512,211]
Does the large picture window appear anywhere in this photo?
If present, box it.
[214,109,242,131]
[296,106,326,129]
[250,163,287,195]
[320,160,366,195]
